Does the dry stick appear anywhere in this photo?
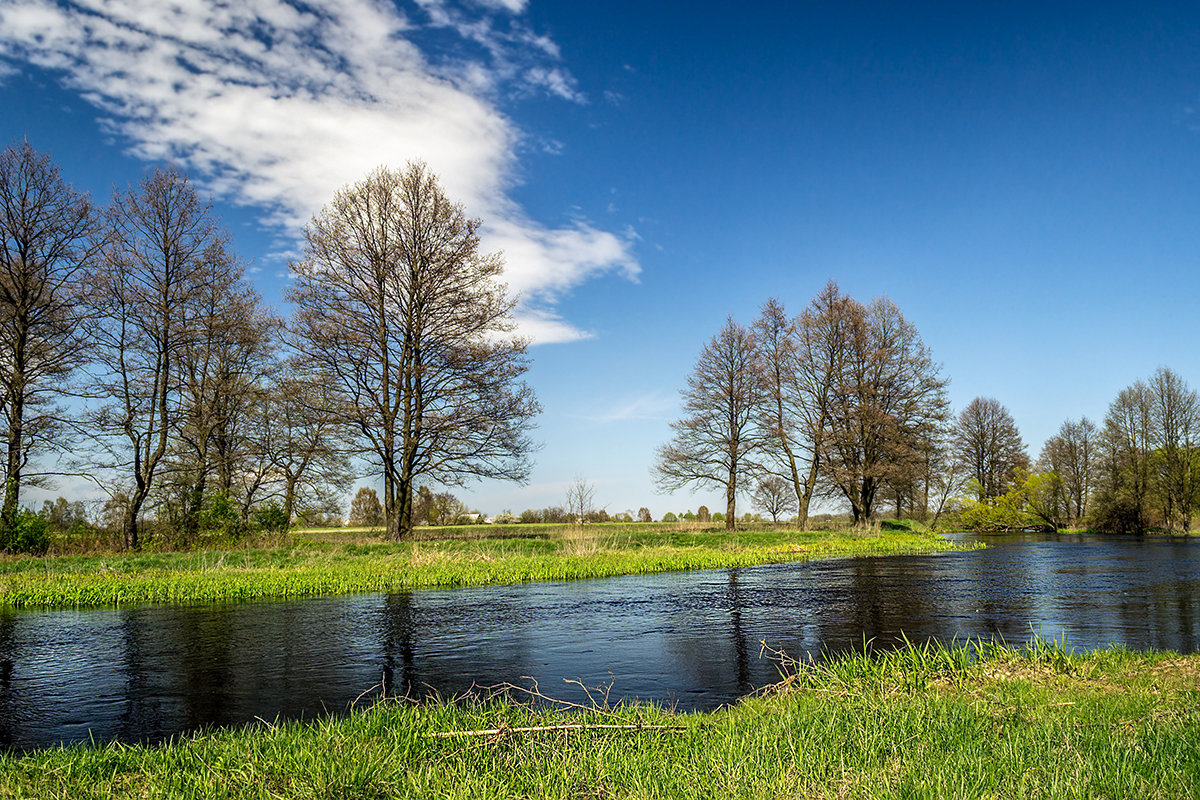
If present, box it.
[498,678,628,721]
[425,723,687,739]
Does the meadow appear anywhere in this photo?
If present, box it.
[0,520,966,609]
[1,639,1195,798]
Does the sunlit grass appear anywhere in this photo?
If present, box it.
[0,521,971,609]
[2,639,1195,798]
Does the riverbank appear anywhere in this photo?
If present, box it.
[1,641,1194,798]
[0,521,965,609]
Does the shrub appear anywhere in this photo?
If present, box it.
[1,509,50,555]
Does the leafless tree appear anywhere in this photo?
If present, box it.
[953,397,1029,499]
[84,167,223,549]
[653,316,762,530]
[565,475,596,524]
[250,372,352,525]
[821,296,948,525]
[752,475,797,522]
[1039,416,1097,523]
[750,285,853,530]
[170,244,278,538]
[288,163,540,540]
[0,143,102,544]
[1096,381,1154,532]
[1146,367,1200,531]
[637,506,652,523]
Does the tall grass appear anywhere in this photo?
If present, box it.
[0,521,970,609]
[2,640,1195,798]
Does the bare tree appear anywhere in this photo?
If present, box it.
[821,296,948,525]
[750,284,853,530]
[1096,381,1154,532]
[653,317,761,530]
[953,397,1029,499]
[0,143,102,545]
[637,506,652,523]
[288,163,539,540]
[565,475,595,524]
[1147,367,1200,531]
[752,476,797,523]
[251,372,352,525]
[170,244,278,539]
[85,167,223,549]
[1039,416,1097,523]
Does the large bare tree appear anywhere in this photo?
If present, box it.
[653,316,761,530]
[85,167,224,549]
[953,396,1029,499]
[750,283,854,530]
[288,163,539,540]
[821,296,948,525]
[0,143,101,545]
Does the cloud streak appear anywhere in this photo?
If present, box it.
[0,0,637,342]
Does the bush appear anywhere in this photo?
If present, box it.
[1,509,50,555]
[662,512,678,523]
[253,503,290,535]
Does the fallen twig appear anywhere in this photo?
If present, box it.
[425,723,687,739]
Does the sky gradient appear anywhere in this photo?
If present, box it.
[2,1,1199,518]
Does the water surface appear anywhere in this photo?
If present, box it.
[2,532,1198,751]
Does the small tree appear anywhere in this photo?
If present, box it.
[348,487,384,527]
[753,476,798,523]
[565,475,595,524]
[653,317,762,530]
[637,506,652,523]
[697,505,711,523]
[662,511,678,523]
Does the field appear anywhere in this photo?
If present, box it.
[0,520,966,609]
[1,639,1195,798]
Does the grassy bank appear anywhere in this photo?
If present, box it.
[0,521,966,609]
[2,640,1196,798]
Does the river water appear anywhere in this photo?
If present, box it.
[2,532,1198,751]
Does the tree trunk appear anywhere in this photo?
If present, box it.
[725,474,736,531]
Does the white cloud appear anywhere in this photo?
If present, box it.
[0,0,636,343]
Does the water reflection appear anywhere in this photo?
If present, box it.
[2,533,1199,750]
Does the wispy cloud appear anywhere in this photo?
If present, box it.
[0,0,637,342]
[572,391,677,424]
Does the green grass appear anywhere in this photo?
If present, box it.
[0,521,969,609]
[2,639,1195,798]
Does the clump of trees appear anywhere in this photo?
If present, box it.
[0,143,539,552]
[654,282,949,530]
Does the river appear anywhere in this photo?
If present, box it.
[2,532,1198,751]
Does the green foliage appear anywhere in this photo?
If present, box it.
[200,491,244,540]
[0,509,49,555]
[252,503,289,535]
[960,469,1068,532]
[712,512,725,522]
[661,512,677,523]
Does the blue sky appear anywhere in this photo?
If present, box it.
[2,1,1199,518]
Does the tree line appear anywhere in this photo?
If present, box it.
[0,143,537,552]
[655,283,1200,534]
